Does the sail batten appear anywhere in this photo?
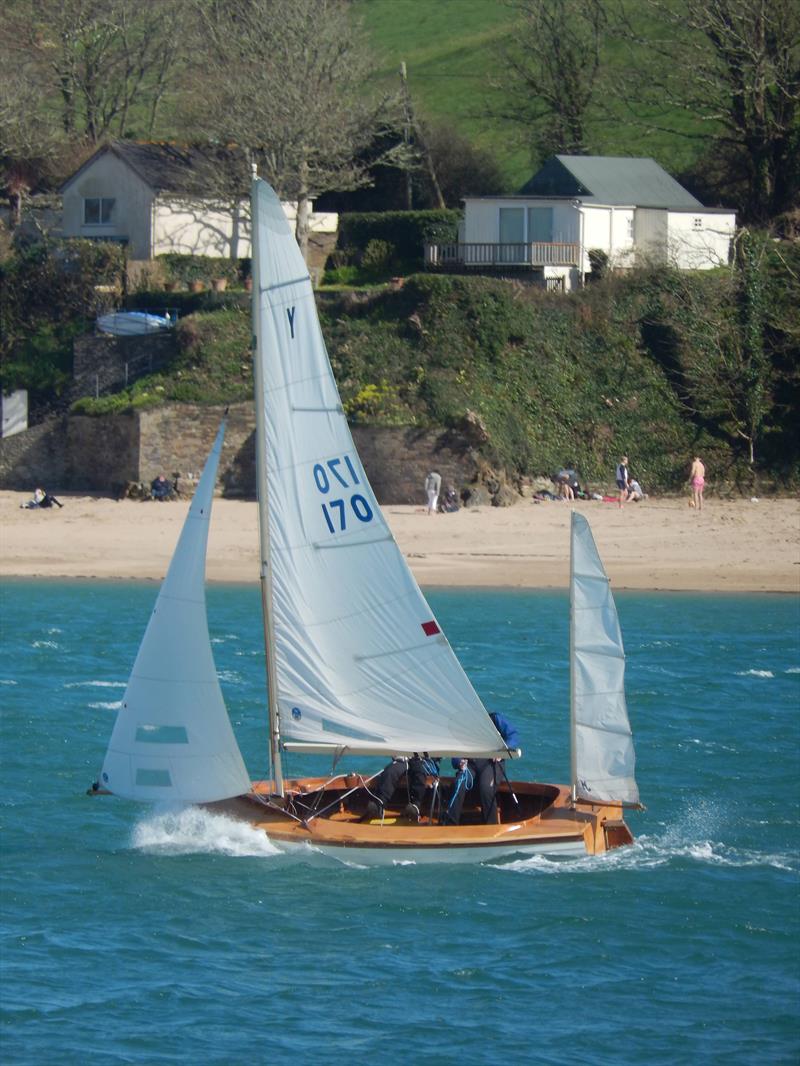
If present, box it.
[251,177,503,757]
[570,512,639,805]
[100,422,251,804]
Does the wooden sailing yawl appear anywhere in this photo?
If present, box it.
[93,176,641,863]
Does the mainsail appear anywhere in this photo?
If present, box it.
[251,178,507,759]
[570,512,639,804]
[100,422,251,803]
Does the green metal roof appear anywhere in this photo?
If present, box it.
[519,155,703,209]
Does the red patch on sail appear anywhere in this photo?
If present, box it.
[421,620,440,636]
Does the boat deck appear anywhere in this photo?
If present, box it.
[209,775,633,859]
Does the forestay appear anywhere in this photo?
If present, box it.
[570,512,639,804]
[251,178,507,759]
[101,423,251,803]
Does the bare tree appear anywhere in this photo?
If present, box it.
[187,0,396,259]
[0,32,66,225]
[491,0,607,161]
[611,0,800,223]
[3,0,189,144]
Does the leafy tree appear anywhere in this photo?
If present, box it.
[612,0,800,223]
[641,239,774,466]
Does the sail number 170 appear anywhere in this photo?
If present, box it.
[314,456,374,534]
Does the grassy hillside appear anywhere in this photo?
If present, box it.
[357,0,707,192]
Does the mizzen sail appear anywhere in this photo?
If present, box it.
[570,512,639,804]
[100,422,251,803]
[251,178,506,759]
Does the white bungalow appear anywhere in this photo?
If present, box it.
[60,141,337,264]
[426,155,737,292]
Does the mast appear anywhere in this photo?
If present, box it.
[250,170,284,797]
[569,510,578,804]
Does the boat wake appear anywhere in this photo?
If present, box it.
[130,807,282,858]
[497,803,798,876]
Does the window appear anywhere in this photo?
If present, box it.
[135,725,189,744]
[499,207,525,262]
[693,217,703,230]
[84,197,115,224]
[627,216,635,240]
[527,207,553,243]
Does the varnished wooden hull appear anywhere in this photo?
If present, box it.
[209,775,634,864]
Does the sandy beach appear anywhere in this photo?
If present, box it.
[1,490,797,593]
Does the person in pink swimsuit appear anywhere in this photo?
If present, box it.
[690,456,705,510]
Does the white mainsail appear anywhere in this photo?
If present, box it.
[251,178,507,759]
[570,512,639,804]
[101,422,251,803]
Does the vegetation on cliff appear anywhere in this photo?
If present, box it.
[59,244,799,491]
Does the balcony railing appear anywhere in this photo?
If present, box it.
[424,241,581,268]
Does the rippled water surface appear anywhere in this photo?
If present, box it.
[1,581,798,1064]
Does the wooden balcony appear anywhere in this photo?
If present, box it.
[424,241,581,269]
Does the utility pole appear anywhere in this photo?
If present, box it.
[400,62,413,210]
[399,61,446,210]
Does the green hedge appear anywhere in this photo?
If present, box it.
[157,254,244,285]
[337,210,461,265]
[126,290,249,316]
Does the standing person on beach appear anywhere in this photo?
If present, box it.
[425,470,442,515]
[615,456,630,509]
[690,456,706,511]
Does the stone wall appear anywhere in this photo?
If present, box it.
[66,413,140,490]
[0,413,139,491]
[137,403,255,496]
[0,419,70,490]
[0,403,484,502]
[352,426,481,504]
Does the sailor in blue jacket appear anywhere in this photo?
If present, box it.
[443,711,521,825]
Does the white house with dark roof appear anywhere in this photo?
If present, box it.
[60,141,337,262]
[426,155,737,292]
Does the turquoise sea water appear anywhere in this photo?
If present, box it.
[1,581,798,1065]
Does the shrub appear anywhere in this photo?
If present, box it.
[322,265,361,287]
[361,239,397,279]
[343,380,412,425]
[588,248,609,279]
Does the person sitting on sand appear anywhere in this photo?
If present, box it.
[627,478,645,502]
[150,474,173,502]
[558,476,574,500]
[690,457,705,511]
[440,486,459,513]
[21,488,45,509]
[21,487,62,509]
